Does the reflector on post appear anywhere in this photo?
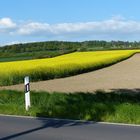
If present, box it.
[24,76,31,111]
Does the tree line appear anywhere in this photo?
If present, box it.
[0,40,140,62]
[1,40,140,53]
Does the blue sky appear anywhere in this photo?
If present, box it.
[0,0,140,45]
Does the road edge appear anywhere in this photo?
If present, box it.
[0,114,140,127]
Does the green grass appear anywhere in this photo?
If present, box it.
[0,50,76,62]
[0,90,140,124]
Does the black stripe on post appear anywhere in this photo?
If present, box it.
[25,83,30,93]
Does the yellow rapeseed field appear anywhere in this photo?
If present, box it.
[0,50,139,85]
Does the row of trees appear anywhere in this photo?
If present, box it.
[1,40,140,53]
[0,41,80,53]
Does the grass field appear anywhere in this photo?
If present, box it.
[0,90,140,124]
[0,50,75,62]
[0,50,140,86]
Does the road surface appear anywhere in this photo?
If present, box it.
[0,115,140,140]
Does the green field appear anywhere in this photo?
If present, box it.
[0,90,140,124]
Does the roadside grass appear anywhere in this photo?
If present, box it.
[0,90,140,124]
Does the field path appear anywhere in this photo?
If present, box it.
[1,54,140,93]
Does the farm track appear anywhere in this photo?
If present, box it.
[1,54,140,93]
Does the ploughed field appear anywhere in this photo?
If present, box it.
[0,50,140,92]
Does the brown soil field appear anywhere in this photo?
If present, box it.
[1,54,140,93]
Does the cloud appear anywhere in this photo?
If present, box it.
[0,17,16,28]
[1,17,140,41]
[0,17,17,34]
[17,22,50,35]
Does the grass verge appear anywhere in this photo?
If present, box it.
[0,90,140,124]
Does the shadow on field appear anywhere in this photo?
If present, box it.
[110,88,140,94]
[35,88,140,121]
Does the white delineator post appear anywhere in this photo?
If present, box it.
[24,76,31,111]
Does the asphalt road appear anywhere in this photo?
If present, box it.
[0,115,140,140]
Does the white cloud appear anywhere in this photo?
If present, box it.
[16,18,140,37]
[1,17,140,41]
[0,17,17,34]
[0,17,16,28]
[17,22,50,35]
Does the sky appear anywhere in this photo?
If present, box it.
[0,0,140,45]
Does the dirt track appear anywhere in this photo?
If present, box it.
[1,54,140,93]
